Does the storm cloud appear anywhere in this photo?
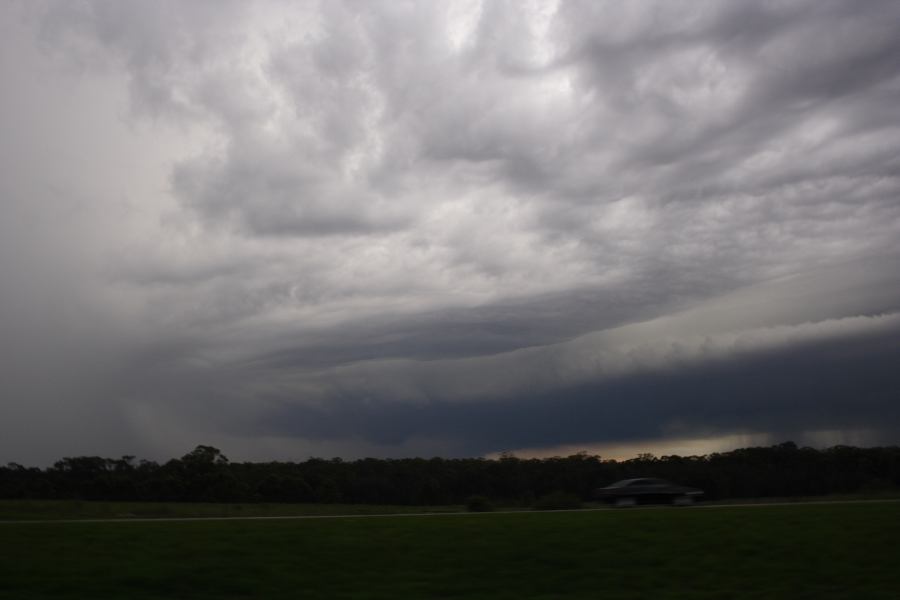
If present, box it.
[1,0,899,463]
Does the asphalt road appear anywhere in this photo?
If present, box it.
[2,498,898,525]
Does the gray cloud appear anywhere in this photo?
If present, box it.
[1,0,899,463]
[263,323,900,454]
[117,257,900,459]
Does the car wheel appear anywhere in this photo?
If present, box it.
[614,497,637,508]
[672,495,694,506]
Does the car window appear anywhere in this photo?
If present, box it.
[608,479,634,488]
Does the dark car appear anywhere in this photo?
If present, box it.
[596,478,703,507]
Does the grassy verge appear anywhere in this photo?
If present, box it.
[0,499,463,521]
[1,501,898,599]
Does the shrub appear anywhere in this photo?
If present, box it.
[465,495,494,512]
[533,491,582,511]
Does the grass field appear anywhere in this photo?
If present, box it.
[1,501,898,599]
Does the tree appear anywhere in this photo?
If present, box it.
[181,445,229,465]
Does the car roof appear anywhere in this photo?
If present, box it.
[607,477,669,487]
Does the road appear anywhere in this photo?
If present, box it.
[1,498,898,525]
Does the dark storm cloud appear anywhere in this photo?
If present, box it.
[262,320,900,454]
[2,1,900,462]
[242,257,900,453]
[125,256,897,459]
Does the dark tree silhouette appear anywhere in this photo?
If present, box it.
[2,443,898,505]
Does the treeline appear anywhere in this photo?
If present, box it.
[2,442,899,505]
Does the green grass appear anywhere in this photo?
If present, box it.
[1,502,898,599]
[0,499,463,521]
[701,490,900,505]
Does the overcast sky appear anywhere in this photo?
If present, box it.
[2,0,899,465]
